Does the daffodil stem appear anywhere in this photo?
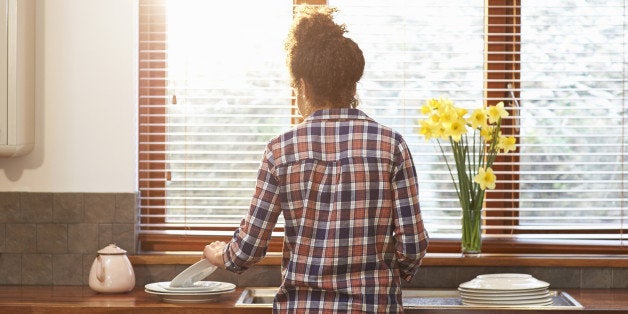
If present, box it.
[452,130,486,254]
[437,140,462,202]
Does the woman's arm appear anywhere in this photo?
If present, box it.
[391,140,429,281]
[220,144,282,273]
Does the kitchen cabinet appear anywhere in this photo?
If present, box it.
[0,0,35,157]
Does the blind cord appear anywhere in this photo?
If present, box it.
[621,0,626,246]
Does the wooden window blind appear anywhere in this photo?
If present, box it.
[481,0,626,253]
[138,0,627,254]
[139,0,294,252]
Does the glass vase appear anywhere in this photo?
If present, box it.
[461,206,482,256]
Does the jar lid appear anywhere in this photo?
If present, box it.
[97,244,127,255]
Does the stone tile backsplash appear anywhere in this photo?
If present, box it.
[0,192,626,288]
[0,192,138,285]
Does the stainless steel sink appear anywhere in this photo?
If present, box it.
[235,287,583,310]
[235,287,275,308]
[400,289,583,310]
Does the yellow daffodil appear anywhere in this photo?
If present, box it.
[498,136,517,153]
[440,108,459,125]
[436,123,447,140]
[446,118,467,142]
[487,101,509,124]
[456,107,468,118]
[429,113,440,123]
[439,96,454,109]
[468,108,487,129]
[419,120,437,141]
[480,125,494,142]
[426,98,440,110]
[474,167,496,190]
[421,104,431,115]
[422,98,440,115]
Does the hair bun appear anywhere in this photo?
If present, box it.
[285,6,365,109]
[288,6,346,50]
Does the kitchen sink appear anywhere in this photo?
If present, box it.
[235,287,275,308]
[235,287,583,310]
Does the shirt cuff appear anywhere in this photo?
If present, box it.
[222,241,244,273]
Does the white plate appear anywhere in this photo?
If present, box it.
[458,288,549,297]
[460,291,550,301]
[159,281,235,292]
[475,273,531,280]
[144,288,235,303]
[462,298,553,307]
[458,287,547,296]
[459,273,549,291]
[458,286,548,294]
[461,293,551,302]
[169,259,217,287]
[145,281,236,294]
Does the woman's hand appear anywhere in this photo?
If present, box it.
[203,241,227,269]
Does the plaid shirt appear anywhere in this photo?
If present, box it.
[224,108,428,313]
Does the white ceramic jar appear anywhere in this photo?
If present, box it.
[88,244,136,293]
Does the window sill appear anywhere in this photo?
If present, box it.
[129,252,628,268]
[139,233,627,253]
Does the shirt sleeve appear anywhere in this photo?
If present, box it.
[223,143,282,273]
[391,139,429,281]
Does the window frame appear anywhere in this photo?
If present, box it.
[137,0,628,255]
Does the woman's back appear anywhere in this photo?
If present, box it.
[268,108,427,313]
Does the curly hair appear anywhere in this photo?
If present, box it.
[285,6,365,109]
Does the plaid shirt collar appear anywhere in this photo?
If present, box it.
[305,108,373,123]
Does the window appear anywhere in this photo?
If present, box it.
[139,0,294,252]
[517,1,626,238]
[139,0,627,253]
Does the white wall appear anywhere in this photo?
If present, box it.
[0,0,138,192]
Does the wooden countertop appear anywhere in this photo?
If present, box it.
[0,286,626,313]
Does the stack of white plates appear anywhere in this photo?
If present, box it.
[145,281,236,303]
[145,259,235,303]
[458,274,552,307]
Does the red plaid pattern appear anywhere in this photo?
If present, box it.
[224,108,428,313]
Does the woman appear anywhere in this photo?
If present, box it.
[204,6,428,313]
